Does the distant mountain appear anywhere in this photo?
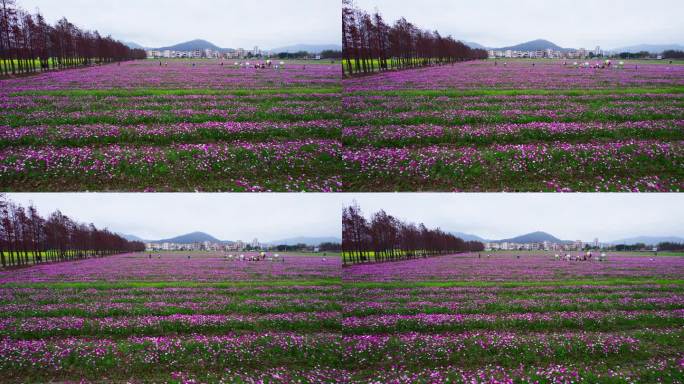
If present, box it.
[609,236,684,245]
[464,41,487,50]
[268,236,341,246]
[123,41,145,50]
[270,44,341,54]
[119,233,146,242]
[499,231,565,244]
[611,44,684,54]
[158,39,224,51]
[158,231,222,244]
[498,39,566,51]
[449,231,490,242]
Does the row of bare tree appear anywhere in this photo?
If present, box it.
[0,195,145,268]
[343,203,484,265]
[0,0,146,77]
[342,0,488,75]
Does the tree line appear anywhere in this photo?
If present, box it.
[0,195,145,268]
[612,242,684,252]
[342,0,488,76]
[275,50,342,60]
[0,0,146,77]
[656,242,684,251]
[342,202,484,265]
[662,50,684,59]
[270,242,341,252]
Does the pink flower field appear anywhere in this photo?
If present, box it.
[0,60,342,191]
[341,250,684,383]
[0,251,340,283]
[344,252,684,282]
[344,60,684,91]
[0,251,343,382]
[342,60,684,191]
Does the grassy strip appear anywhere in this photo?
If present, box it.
[1,112,342,127]
[346,303,684,317]
[343,127,684,148]
[1,330,679,380]
[10,87,341,97]
[343,314,684,334]
[0,126,341,148]
[0,339,346,381]
[343,112,684,127]
[342,278,684,289]
[0,304,343,319]
[3,319,342,339]
[341,331,683,368]
[348,87,684,97]
[2,279,341,289]
[342,145,683,192]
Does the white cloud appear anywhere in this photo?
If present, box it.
[18,0,341,49]
[6,193,342,242]
[351,0,684,49]
[343,193,684,242]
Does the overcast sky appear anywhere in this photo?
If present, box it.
[344,194,684,242]
[6,194,342,242]
[17,0,340,49]
[352,0,683,49]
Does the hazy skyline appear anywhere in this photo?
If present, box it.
[6,194,342,242]
[17,0,341,49]
[352,0,684,49]
[344,194,684,242]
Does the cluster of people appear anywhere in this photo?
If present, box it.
[555,251,607,262]
[225,252,284,262]
[567,60,625,69]
[157,60,290,70]
[232,60,287,70]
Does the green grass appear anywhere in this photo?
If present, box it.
[2,279,341,290]
[342,278,684,289]
[349,86,684,97]
[11,87,341,97]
